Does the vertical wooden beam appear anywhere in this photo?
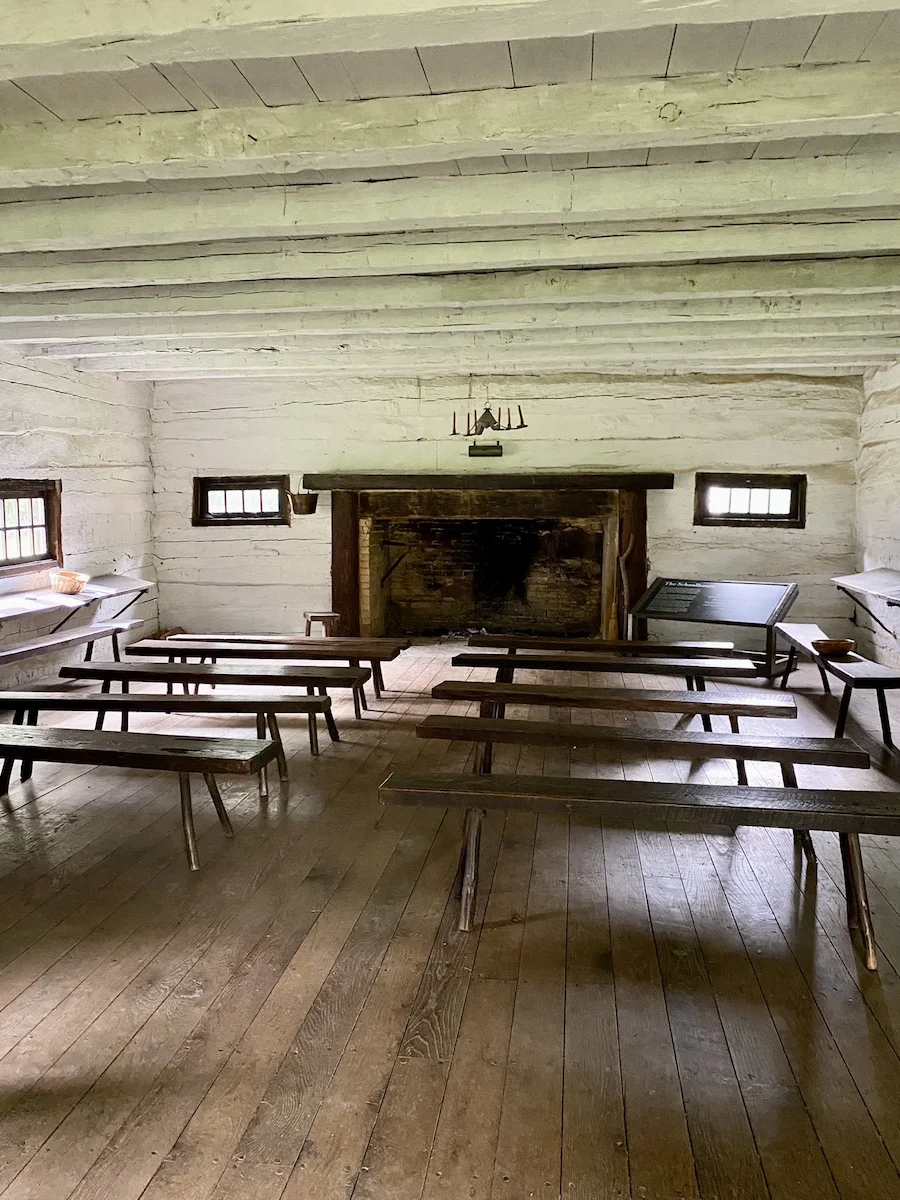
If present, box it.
[617,489,649,640]
[331,490,360,636]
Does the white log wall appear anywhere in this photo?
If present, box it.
[151,372,859,648]
[0,347,156,685]
[857,361,900,664]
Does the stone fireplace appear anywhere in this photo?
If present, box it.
[302,473,674,639]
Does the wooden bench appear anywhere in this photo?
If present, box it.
[380,771,891,969]
[158,634,410,700]
[304,611,340,636]
[467,634,736,656]
[776,622,900,746]
[451,651,759,690]
[0,690,334,799]
[0,618,142,670]
[59,661,370,730]
[0,723,278,870]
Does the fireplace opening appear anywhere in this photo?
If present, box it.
[363,517,606,636]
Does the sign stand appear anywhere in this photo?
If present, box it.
[630,577,799,678]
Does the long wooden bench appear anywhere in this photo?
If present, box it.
[0,618,142,670]
[59,661,369,734]
[0,690,334,799]
[451,651,759,690]
[380,771,891,969]
[162,633,410,698]
[0,723,278,870]
[467,634,736,656]
[776,622,900,746]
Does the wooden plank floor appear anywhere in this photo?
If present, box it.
[1,642,900,1199]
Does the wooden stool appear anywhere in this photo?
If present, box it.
[303,610,340,637]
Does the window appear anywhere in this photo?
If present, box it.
[0,479,62,577]
[694,473,806,528]
[192,475,291,527]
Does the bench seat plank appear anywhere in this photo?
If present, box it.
[0,690,330,713]
[467,635,735,656]
[431,681,796,718]
[0,723,276,774]
[60,662,369,687]
[131,637,409,661]
[415,716,869,768]
[451,652,758,678]
[379,772,900,836]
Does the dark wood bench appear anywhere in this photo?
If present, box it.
[0,690,334,799]
[0,723,278,870]
[467,634,736,656]
[0,618,143,670]
[776,622,900,746]
[59,661,370,728]
[451,651,759,690]
[380,771,891,969]
[155,634,410,701]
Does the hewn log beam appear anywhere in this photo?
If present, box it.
[2,155,898,253]
[1,1,888,79]
[5,293,899,345]
[6,219,900,291]
[3,63,897,188]
[1,259,899,323]
[104,363,872,379]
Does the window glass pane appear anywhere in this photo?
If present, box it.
[728,487,751,514]
[6,529,20,559]
[33,527,47,556]
[749,488,770,514]
[768,488,792,515]
[206,489,226,515]
[225,489,244,514]
[19,528,33,558]
[17,498,30,526]
[261,488,280,513]
[243,489,262,514]
[4,499,17,527]
[706,486,730,515]
[32,497,44,524]
[0,532,7,561]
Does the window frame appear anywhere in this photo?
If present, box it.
[693,472,807,529]
[0,478,63,579]
[192,475,292,528]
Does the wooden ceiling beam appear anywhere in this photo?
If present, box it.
[3,63,897,188]
[2,155,899,253]
[1,1,889,79]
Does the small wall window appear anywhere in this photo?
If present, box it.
[0,479,62,577]
[694,473,806,529]
[192,475,291,527]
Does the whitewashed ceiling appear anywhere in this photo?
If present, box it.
[0,3,899,378]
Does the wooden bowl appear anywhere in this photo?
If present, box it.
[811,637,855,657]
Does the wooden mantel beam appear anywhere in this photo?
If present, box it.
[2,63,897,188]
[2,154,899,253]
[0,1,890,79]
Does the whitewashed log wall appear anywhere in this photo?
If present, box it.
[856,361,900,664]
[0,347,156,685]
[151,372,859,647]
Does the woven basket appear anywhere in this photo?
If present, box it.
[49,570,90,595]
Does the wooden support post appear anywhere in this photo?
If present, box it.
[331,490,361,637]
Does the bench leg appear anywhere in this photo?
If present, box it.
[729,715,747,785]
[844,832,877,970]
[496,665,514,685]
[267,713,289,782]
[305,619,312,636]
[203,774,234,838]
[256,714,269,800]
[349,662,368,711]
[351,685,363,721]
[779,646,796,690]
[307,708,320,756]
[372,662,384,699]
[690,677,713,732]
[120,680,129,732]
[816,663,832,695]
[877,689,893,747]
[84,639,94,662]
[458,808,483,933]
[179,774,200,870]
[474,700,495,775]
[317,687,340,742]
[112,633,121,663]
[780,762,817,866]
[94,679,111,730]
[835,684,853,738]
[1,707,25,795]
[19,708,38,782]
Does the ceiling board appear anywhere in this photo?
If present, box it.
[736,16,821,66]
[339,49,430,98]
[667,22,750,74]
[753,138,808,158]
[509,36,593,85]
[457,156,511,174]
[417,42,513,92]
[179,60,264,107]
[646,142,756,164]
[587,149,650,167]
[803,11,887,61]
[591,27,674,78]
[232,58,318,106]
[113,66,194,112]
[862,10,900,59]
[294,54,359,101]
[14,72,148,119]
[0,80,56,122]
[799,134,859,155]
[154,63,215,109]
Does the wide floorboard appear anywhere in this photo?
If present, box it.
[0,642,899,1199]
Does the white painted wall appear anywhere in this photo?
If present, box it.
[856,362,900,663]
[0,348,156,685]
[152,371,859,650]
